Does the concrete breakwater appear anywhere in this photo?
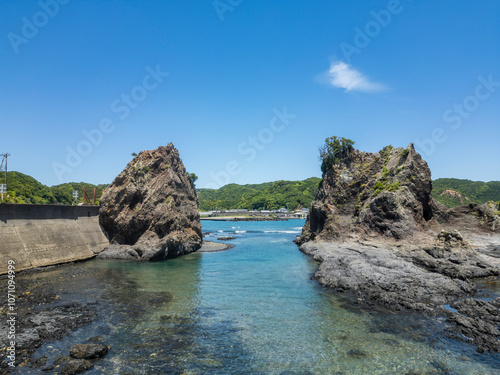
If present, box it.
[0,204,108,274]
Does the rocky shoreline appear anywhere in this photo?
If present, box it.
[0,237,235,373]
[0,257,200,374]
[0,265,103,374]
[298,236,500,352]
[297,142,500,353]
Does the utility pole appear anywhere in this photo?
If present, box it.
[0,153,10,201]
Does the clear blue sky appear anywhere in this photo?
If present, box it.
[1,0,499,188]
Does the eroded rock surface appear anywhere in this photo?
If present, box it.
[447,297,500,353]
[299,144,433,243]
[98,144,202,260]
[300,241,477,312]
[297,142,500,352]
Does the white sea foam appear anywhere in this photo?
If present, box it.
[264,230,301,234]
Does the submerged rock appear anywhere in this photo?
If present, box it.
[99,144,202,260]
[447,297,500,352]
[217,236,236,241]
[60,359,93,375]
[70,343,109,359]
[197,241,234,253]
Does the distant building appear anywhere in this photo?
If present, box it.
[292,210,308,219]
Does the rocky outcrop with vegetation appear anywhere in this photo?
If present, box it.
[299,142,433,243]
[297,137,500,352]
[98,144,202,260]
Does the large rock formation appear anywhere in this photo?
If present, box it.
[299,143,433,243]
[98,144,202,260]
[297,142,500,352]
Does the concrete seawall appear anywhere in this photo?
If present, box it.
[0,204,109,274]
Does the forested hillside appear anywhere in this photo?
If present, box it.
[1,172,56,204]
[0,171,106,205]
[432,178,500,207]
[197,177,321,211]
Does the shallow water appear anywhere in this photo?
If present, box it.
[19,219,500,374]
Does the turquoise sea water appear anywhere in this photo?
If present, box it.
[27,219,500,374]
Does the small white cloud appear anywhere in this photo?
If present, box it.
[322,61,387,93]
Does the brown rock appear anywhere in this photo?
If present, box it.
[98,144,202,260]
[296,141,500,352]
[298,143,433,243]
[69,343,109,359]
[61,359,93,375]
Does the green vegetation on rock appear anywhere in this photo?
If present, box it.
[187,173,198,184]
[319,136,355,175]
[197,177,321,211]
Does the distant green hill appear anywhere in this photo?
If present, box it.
[1,171,57,204]
[1,171,107,205]
[197,177,321,211]
[432,178,500,208]
[2,171,498,210]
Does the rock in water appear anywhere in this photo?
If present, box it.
[70,343,109,359]
[298,144,433,243]
[60,359,93,375]
[99,144,202,260]
[296,141,500,352]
